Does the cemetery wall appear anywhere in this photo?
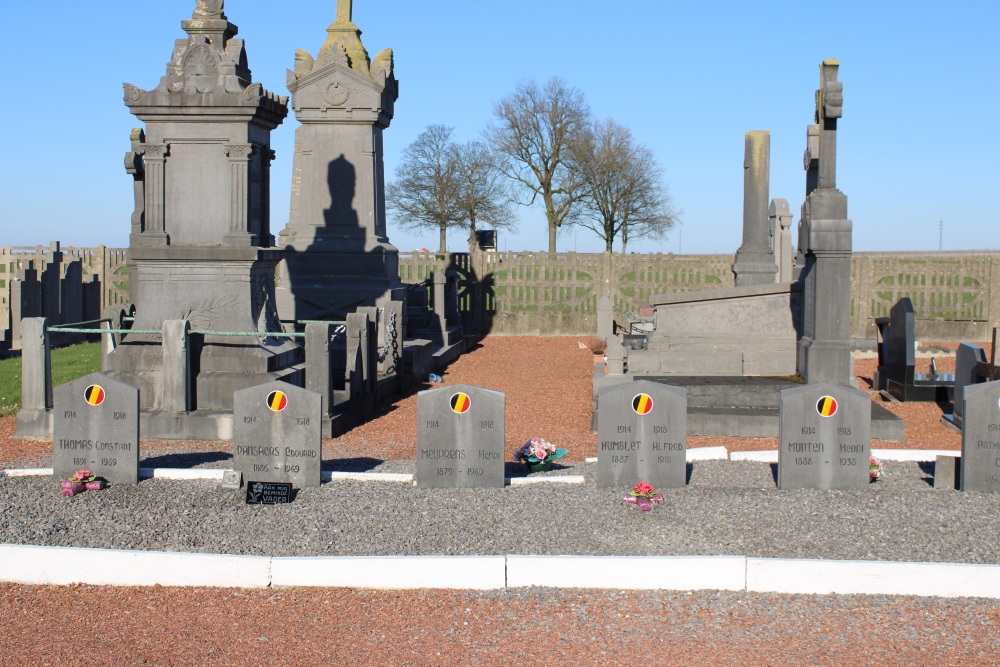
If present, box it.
[2,245,996,343]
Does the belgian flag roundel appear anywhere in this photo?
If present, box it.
[267,390,288,412]
[632,393,654,415]
[450,392,472,414]
[816,395,838,417]
[84,385,106,407]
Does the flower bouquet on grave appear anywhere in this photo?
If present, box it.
[870,456,885,482]
[60,469,106,497]
[514,437,568,473]
[622,481,665,512]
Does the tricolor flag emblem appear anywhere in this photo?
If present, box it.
[84,385,105,406]
[816,395,838,417]
[450,392,472,414]
[267,390,288,412]
[632,393,654,415]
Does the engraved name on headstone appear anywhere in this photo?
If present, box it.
[960,381,1000,492]
[597,380,687,489]
[53,372,140,485]
[416,384,504,489]
[232,382,322,488]
[778,382,871,490]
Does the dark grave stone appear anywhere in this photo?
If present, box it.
[778,382,871,490]
[934,455,961,490]
[597,380,687,489]
[232,382,322,489]
[53,372,139,485]
[245,481,293,505]
[946,343,988,429]
[960,381,1000,492]
[875,298,954,402]
[416,384,504,488]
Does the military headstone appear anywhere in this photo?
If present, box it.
[416,384,504,488]
[778,382,871,490]
[232,382,322,489]
[960,381,1000,492]
[597,380,687,489]
[53,372,139,485]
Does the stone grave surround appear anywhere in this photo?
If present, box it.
[106,0,299,415]
[777,382,871,490]
[960,381,1000,492]
[53,373,139,486]
[416,384,505,489]
[275,0,407,323]
[597,380,687,489]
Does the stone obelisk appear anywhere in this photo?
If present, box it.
[732,131,779,286]
[276,0,405,321]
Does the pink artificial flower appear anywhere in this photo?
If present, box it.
[633,481,655,497]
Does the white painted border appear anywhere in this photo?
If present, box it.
[747,558,1000,598]
[1,544,1000,597]
[272,555,506,590]
[730,450,961,463]
[730,451,778,462]
[508,475,585,486]
[0,544,270,588]
[507,555,746,591]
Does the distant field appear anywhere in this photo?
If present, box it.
[0,343,102,417]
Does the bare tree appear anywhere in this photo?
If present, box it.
[386,125,464,252]
[451,140,517,253]
[488,78,590,253]
[568,119,677,253]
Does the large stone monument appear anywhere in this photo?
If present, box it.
[796,59,853,386]
[107,1,299,424]
[732,131,778,286]
[276,0,405,321]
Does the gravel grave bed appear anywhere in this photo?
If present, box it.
[3,458,999,564]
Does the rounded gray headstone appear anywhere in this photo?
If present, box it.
[416,384,505,489]
[53,372,140,485]
[960,381,1000,492]
[233,382,322,489]
[778,382,871,490]
[597,380,687,489]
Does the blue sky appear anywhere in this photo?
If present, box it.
[1,0,996,254]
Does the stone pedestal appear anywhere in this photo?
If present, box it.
[732,131,778,287]
[276,1,404,321]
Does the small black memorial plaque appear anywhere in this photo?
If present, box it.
[778,382,871,490]
[245,481,293,505]
[416,384,505,488]
[960,381,1000,492]
[53,372,139,485]
[597,380,687,489]
[232,382,322,488]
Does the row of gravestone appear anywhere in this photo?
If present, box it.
[52,372,1000,493]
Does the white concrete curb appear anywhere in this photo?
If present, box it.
[1,543,1000,598]
[3,468,53,477]
[0,544,271,588]
[730,451,778,462]
[508,475,586,486]
[687,446,729,461]
[746,558,1000,598]
[507,555,746,591]
[140,468,226,481]
[271,556,506,590]
[322,471,413,483]
[871,449,958,462]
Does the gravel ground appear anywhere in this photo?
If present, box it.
[1,336,997,665]
[3,459,999,563]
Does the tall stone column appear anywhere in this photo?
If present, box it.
[276,0,405,322]
[796,59,853,386]
[732,131,778,286]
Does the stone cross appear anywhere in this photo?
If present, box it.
[336,0,352,23]
[816,59,843,190]
[194,0,225,19]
